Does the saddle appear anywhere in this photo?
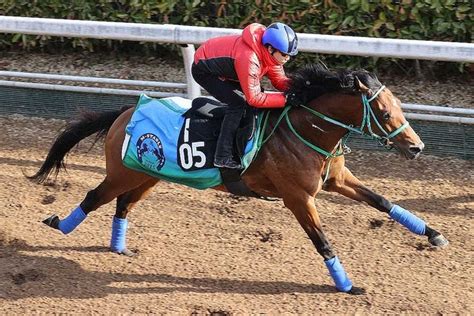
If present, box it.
[121,95,262,196]
[180,97,257,170]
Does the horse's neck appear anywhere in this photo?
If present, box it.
[314,93,363,127]
[289,94,362,151]
[263,93,363,159]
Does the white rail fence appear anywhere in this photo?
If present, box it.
[0,16,473,124]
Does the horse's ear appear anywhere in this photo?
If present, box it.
[354,76,370,93]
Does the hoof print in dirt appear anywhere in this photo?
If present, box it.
[415,243,436,252]
[369,219,384,229]
[256,229,282,243]
[41,194,56,205]
[208,310,231,316]
[191,308,231,316]
[62,181,71,190]
[42,181,58,188]
[218,206,236,217]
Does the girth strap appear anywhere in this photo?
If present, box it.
[219,168,261,198]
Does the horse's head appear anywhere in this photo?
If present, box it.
[352,71,424,159]
[287,64,424,160]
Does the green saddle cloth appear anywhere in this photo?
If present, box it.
[121,94,264,189]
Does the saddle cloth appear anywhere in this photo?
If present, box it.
[121,94,263,189]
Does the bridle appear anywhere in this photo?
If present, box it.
[258,85,410,159]
[359,86,410,149]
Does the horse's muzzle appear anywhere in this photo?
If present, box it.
[407,142,424,159]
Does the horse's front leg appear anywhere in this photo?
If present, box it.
[282,191,359,294]
[324,160,448,247]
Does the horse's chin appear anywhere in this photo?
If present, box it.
[405,151,422,160]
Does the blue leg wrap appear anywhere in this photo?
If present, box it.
[110,216,128,253]
[389,204,426,235]
[325,256,353,292]
[58,206,87,234]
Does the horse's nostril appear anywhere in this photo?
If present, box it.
[409,145,423,155]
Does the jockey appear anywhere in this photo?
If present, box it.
[192,22,299,169]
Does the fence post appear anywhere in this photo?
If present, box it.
[180,44,201,99]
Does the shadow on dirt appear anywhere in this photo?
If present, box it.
[317,191,472,217]
[394,194,473,217]
[0,157,106,176]
[0,233,341,300]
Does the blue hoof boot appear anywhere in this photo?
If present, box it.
[325,256,353,292]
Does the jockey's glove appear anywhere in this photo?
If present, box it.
[286,93,304,107]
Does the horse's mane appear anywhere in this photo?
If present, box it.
[286,63,382,103]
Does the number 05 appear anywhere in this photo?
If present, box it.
[179,141,206,169]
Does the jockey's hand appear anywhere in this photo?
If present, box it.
[286,93,304,107]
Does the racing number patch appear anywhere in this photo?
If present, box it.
[178,118,207,170]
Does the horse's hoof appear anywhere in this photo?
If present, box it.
[347,286,366,295]
[112,248,137,257]
[42,215,60,229]
[429,234,449,248]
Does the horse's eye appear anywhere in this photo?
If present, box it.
[382,112,391,121]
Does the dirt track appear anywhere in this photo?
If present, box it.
[0,115,473,314]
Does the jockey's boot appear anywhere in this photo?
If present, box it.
[214,156,242,169]
[214,133,242,169]
[214,108,242,170]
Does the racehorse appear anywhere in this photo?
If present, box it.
[28,64,448,294]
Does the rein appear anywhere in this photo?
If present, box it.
[257,85,410,159]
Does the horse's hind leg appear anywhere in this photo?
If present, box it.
[43,172,149,235]
[110,178,159,256]
[324,158,448,247]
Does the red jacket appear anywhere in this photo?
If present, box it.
[194,23,289,108]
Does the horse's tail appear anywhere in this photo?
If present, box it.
[27,106,132,184]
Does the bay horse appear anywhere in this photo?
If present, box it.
[28,64,448,294]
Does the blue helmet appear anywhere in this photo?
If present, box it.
[262,22,298,56]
